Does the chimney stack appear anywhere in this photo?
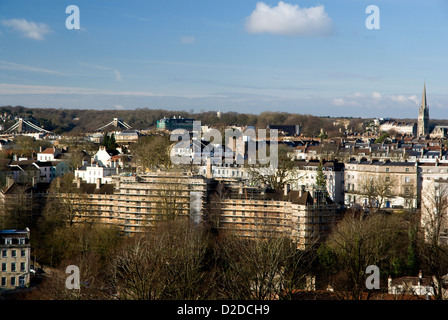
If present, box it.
[284,183,290,196]
[299,185,306,197]
[77,177,82,188]
[96,178,101,190]
[206,157,212,179]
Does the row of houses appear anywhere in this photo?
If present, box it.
[0,148,70,186]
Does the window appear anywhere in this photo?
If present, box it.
[10,277,15,287]
[21,250,26,257]
[11,250,16,257]
[1,250,6,258]
[11,263,16,272]
[1,277,6,286]
[20,262,26,272]
[1,263,6,272]
[5,238,12,245]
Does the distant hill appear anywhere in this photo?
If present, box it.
[5,104,445,137]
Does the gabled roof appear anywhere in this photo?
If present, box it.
[40,147,57,154]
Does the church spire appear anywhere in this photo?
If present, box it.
[418,82,429,137]
[421,82,427,108]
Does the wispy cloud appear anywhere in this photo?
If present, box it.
[325,71,382,82]
[0,83,212,99]
[79,62,122,81]
[1,18,52,40]
[181,36,195,44]
[0,59,64,75]
[123,14,150,22]
[245,1,334,36]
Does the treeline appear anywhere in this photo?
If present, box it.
[20,208,448,300]
[2,176,447,300]
[0,105,367,137]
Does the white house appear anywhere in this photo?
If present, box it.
[74,164,119,184]
[388,272,435,297]
[37,147,62,162]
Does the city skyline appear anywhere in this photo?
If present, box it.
[0,1,447,119]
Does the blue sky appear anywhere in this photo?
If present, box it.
[0,0,447,119]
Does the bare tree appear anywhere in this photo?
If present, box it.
[130,135,172,172]
[0,183,35,229]
[42,174,93,227]
[418,180,448,299]
[106,220,212,300]
[247,144,303,191]
[153,174,188,221]
[320,213,407,300]
[357,174,396,212]
[217,232,315,300]
[204,182,229,231]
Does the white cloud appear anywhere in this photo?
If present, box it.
[407,95,419,105]
[245,1,334,36]
[1,18,51,40]
[332,98,345,106]
[181,36,195,44]
[79,62,122,81]
[372,92,382,100]
[332,91,423,110]
[389,94,419,104]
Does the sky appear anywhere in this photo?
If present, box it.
[0,0,447,119]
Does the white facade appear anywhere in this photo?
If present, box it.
[36,148,61,162]
[344,160,418,209]
[198,163,249,179]
[74,164,119,184]
[379,121,416,136]
[93,146,113,167]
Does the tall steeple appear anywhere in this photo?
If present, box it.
[421,82,427,107]
[417,82,429,137]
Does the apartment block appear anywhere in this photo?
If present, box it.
[62,171,209,235]
[215,184,342,250]
[0,228,31,291]
[344,159,418,209]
